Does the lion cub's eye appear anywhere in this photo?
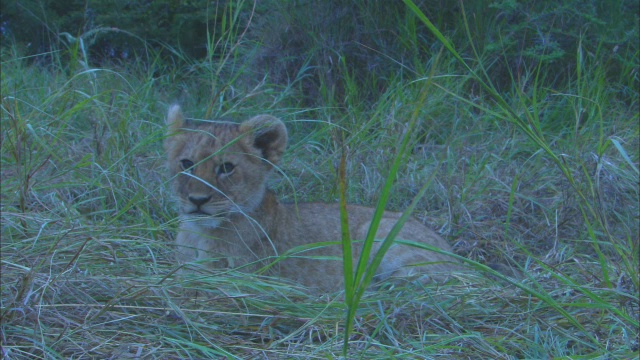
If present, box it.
[217,162,235,176]
[180,159,195,172]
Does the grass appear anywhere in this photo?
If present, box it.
[2,2,639,359]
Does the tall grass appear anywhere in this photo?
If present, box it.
[2,1,638,359]
[405,0,638,352]
[337,56,453,355]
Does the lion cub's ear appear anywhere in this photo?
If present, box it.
[165,105,186,152]
[240,115,288,164]
[166,104,185,132]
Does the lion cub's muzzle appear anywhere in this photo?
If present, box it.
[182,193,228,218]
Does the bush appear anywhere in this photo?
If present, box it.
[2,1,637,100]
[1,0,254,62]
[246,0,639,105]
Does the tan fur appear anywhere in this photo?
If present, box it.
[165,105,459,291]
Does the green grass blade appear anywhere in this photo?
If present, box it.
[342,64,437,354]
[504,173,518,238]
[610,137,639,175]
[339,139,356,355]
[357,158,442,300]
[339,143,354,299]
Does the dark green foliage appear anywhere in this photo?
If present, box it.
[248,0,426,105]
[2,0,637,98]
[1,0,253,61]
[482,0,639,88]
[247,0,639,105]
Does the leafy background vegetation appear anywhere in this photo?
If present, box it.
[1,0,638,358]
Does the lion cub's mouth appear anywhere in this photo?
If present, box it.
[186,209,226,218]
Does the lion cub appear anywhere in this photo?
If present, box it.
[165,105,458,291]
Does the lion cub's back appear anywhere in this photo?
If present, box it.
[275,202,457,290]
[284,202,449,247]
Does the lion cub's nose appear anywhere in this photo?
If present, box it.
[188,195,212,207]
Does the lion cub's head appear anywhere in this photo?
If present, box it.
[164,105,287,228]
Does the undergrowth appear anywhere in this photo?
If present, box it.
[1,1,638,359]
